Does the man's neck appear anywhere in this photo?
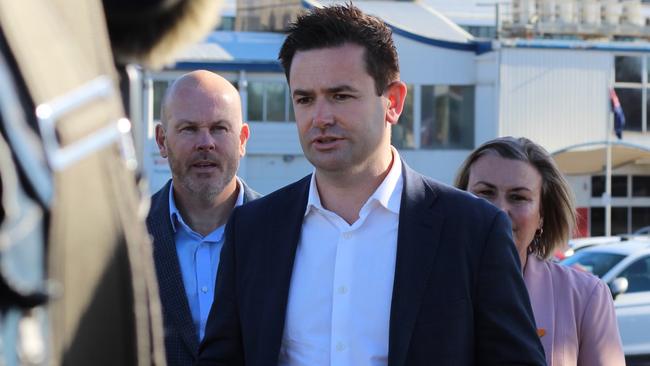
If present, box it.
[173,179,239,236]
[315,149,394,225]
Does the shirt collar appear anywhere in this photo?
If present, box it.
[169,177,245,234]
[305,147,403,217]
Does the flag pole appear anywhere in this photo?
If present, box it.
[605,109,613,237]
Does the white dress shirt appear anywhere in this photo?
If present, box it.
[278,149,403,366]
[169,178,245,340]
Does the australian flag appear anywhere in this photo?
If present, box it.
[610,88,626,140]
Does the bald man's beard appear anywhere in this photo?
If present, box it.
[167,148,238,202]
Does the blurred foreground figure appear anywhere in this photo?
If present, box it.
[0,0,220,365]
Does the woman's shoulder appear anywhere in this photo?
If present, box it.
[542,257,609,299]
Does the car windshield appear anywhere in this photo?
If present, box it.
[560,251,626,278]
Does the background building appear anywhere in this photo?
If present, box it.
[136,0,650,237]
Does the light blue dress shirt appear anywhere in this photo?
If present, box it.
[168,179,244,341]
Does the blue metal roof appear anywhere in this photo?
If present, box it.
[501,39,650,53]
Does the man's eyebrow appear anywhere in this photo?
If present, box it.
[326,85,357,93]
[292,85,359,97]
[292,89,313,97]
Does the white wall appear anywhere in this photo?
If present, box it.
[498,48,612,152]
[394,34,476,85]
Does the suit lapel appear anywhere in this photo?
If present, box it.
[388,165,444,366]
[240,178,261,203]
[147,181,199,356]
[256,176,311,364]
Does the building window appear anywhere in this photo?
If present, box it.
[247,81,293,122]
[632,207,650,232]
[590,174,650,235]
[420,85,474,149]
[591,175,628,197]
[153,80,169,121]
[614,55,648,132]
[590,207,629,236]
[633,176,650,197]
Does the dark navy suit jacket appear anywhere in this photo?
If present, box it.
[197,163,546,366]
[146,179,260,366]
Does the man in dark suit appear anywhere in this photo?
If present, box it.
[147,70,260,365]
[198,4,545,366]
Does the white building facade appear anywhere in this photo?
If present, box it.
[138,1,650,237]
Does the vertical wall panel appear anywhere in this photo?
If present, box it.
[499,48,612,153]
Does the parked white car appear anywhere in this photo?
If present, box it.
[561,238,650,365]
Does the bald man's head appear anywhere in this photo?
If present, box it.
[161,70,242,129]
[155,70,249,203]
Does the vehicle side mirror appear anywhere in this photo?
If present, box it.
[609,277,629,300]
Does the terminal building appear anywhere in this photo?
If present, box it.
[134,0,650,237]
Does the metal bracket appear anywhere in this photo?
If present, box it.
[35,76,136,171]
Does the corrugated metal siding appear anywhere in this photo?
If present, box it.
[499,48,612,152]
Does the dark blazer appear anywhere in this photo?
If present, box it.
[197,163,546,366]
[146,178,260,366]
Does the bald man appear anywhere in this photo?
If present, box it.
[146,70,260,365]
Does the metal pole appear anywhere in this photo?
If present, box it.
[604,112,613,236]
[496,3,500,39]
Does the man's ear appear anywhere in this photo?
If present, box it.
[155,123,168,158]
[239,123,250,157]
[384,81,408,125]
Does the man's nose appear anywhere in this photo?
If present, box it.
[312,99,334,129]
[196,129,216,151]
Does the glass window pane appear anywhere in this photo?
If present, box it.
[590,207,604,236]
[633,176,650,197]
[288,98,295,122]
[421,85,474,149]
[420,85,436,148]
[616,88,642,131]
[265,83,286,121]
[591,175,628,197]
[590,206,630,235]
[561,251,626,278]
[391,84,414,149]
[153,81,168,121]
[632,207,650,232]
[615,56,642,83]
[612,207,629,235]
[247,82,263,121]
[619,257,650,293]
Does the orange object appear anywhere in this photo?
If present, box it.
[537,328,546,337]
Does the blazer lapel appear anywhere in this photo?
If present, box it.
[256,175,311,363]
[388,164,444,366]
[240,178,262,203]
[147,181,199,356]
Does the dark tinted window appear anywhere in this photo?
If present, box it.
[591,175,628,197]
[615,56,642,83]
[591,207,629,236]
[561,251,626,278]
[632,176,650,197]
[632,207,650,233]
[619,257,650,293]
[615,88,642,131]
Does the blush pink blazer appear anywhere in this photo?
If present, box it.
[523,254,625,366]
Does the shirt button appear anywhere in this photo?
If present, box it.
[342,233,351,239]
[201,286,208,293]
[336,342,346,352]
[337,286,348,294]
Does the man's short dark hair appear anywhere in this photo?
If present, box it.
[278,3,399,95]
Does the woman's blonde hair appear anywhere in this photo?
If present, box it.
[455,136,576,259]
